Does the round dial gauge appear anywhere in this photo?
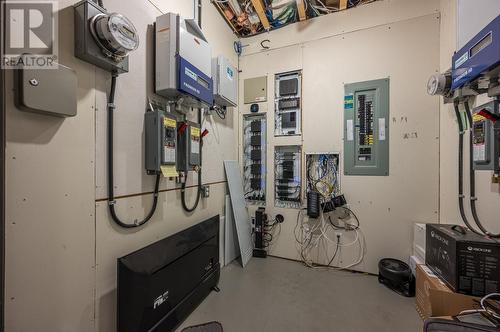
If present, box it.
[90,13,139,60]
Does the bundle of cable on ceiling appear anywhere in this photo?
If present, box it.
[214,0,264,36]
[294,204,366,271]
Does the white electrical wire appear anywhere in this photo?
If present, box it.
[458,293,500,321]
[295,206,366,271]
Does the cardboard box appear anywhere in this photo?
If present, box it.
[415,264,481,320]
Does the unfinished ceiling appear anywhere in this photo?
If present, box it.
[212,0,379,37]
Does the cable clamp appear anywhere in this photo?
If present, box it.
[108,200,116,206]
[153,193,159,198]
[459,194,465,199]
[471,197,478,201]
[107,103,116,109]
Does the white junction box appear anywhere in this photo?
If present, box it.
[413,223,426,262]
[212,55,238,107]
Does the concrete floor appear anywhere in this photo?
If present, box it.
[178,257,423,332]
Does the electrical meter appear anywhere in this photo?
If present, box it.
[74,0,139,73]
[145,111,178,175]
[177,121,201,172]
[90,13,139,61]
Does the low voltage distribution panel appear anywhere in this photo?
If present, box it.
[305,153,341,200]
[472,100,500,172]
[243,114,266,203]
[275,71,302,136]
[177,121,201,172]
[275,146,302,208]
[344,78,390,176]
[145,110,178,174]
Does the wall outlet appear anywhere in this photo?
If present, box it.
[201,185,210,198]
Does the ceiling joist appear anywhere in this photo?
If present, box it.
[250,0,271,30]
[296,0,306,21]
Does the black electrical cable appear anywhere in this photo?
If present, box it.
[180,109,203,213]
[453,100,483,235]
[197,0,202,28]
[327,240,340,267]
[464,100,500,238]
[107,73,160,228]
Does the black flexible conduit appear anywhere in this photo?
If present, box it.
[453,100,483,236]
[464,100,500,238]
[107,73,161,228]
[180,109,203,213]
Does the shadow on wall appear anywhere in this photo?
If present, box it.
[98,288,117,332]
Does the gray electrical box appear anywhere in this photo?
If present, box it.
[344,78,390,176]
[74,0,129,73]
[145,111,178,174]
[15,63,77,117]
[473,101,500,171]
[177,121,201,171]
[244,76,267,104]
[212,55,238,107]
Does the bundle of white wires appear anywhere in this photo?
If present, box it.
[294,206,366,271]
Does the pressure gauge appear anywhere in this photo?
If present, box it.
[90,13,139,61]
[427,73,451,96]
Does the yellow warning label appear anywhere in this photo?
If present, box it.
[473,113,485,123]
[160,165,179,178]
[191,126,200,137]
[163,117,177,128]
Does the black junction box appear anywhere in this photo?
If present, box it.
[426,224,500,296]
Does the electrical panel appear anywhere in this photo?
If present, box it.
[275,146,302,208]
[344,78,389,176]
[244,76,267,104]
[145,109,178,175]
[212,55,238,107]
[473,101,500,171]
[275,71,302,136]
[15,63,77,117]
[177,121,201,172]
[243,114,266,203]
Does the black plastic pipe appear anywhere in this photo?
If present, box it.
[107,73,160,228]
[464,100,500,238]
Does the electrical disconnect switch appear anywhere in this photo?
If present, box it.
[472,101,500,173]
[177,121,201,172]
[145,109,178,176]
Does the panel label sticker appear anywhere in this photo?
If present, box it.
[185,67,198,81]
[344,94,354,109]
[227,67,234,81]
[346,119,354,141]
[191,126,200,137]
[163,117,176,128]
[455,52,469,68]
[378,118,386,141]
[163,146,176,163]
